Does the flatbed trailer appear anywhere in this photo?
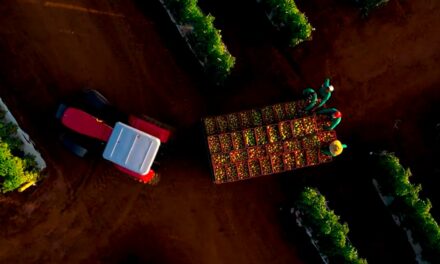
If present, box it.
[203,100,338,184]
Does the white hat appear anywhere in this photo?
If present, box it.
[328,85,334,92]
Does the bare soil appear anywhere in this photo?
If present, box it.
[0,0,439,263]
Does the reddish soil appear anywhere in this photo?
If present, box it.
[0,0,439,263]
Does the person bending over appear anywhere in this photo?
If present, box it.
[315,78,334,109]
[316,108,342,130]
[321,140,347,157]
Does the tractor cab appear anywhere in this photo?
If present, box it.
[103,122,161,176]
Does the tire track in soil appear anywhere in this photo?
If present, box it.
[67,159,100,198]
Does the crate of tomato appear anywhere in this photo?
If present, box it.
[203,102,339,184]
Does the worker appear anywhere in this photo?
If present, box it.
[316,108,342,130]
[315,78,334,109]
[302,87,318,112]
[321,140,347,157]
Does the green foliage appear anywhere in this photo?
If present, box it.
[23,154,38,171]
[0,141,38,193]
[0,121,22,151]
[356,0,390,15]
[163,0,235,83]
[376,153,440,261]
[297,187,367,263]
[0,108,39,193]
[262,0,313,46]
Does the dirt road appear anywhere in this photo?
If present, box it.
[0,0,439,263]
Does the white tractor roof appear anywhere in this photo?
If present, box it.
[103,122,160,175]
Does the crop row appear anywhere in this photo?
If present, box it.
[294,187,368,263]
[257,0,313,46]
[373,152,440,263]
[0,108,40,193]
[161,0,235,83]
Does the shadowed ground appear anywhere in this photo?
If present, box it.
[0,0,439,263]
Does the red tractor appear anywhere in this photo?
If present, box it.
[56,90,172,184]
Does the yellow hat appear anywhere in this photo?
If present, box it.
[329,140,344,156]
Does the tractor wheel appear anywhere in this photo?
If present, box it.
[55,104,67,120]
[59,133,88,157]
[81,89,110,111]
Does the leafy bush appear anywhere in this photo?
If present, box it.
[260,0,313,46]
[163,0,235,83]
[0,142,38,193]
[0,108,39,193]
[296,187,367,263]
[355,0,390,15]
[375,153,440,261]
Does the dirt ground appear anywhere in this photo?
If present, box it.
[0,0,439,263]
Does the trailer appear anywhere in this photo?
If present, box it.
[203,100,338,184]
